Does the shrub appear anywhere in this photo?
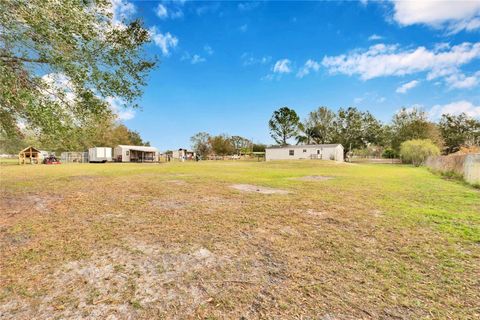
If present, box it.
[382,148,398,159]
[400,139,440,166]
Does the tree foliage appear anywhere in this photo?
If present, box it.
[209,134,235,156]
[390,108,443,151]
[190,132,211,157]
[0,0,155,140]
[230,135,252,155]
[190,132,256,157]
[439,113,480,154]
[0,115,149,154]
[400,139,440,166]
[269,107,300,145]
[333,107,384,156]
[298,106,336,144]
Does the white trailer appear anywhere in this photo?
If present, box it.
[265,144,344,162]
[88,147,112,163]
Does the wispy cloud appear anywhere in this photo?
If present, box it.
[368,34,383,41]
[444,71,480,89]
[239,24,248,32]
[241,53,271,66]
[297,59,321,78]
[322,42,480,89]
[154,1,184,20]
[182,52,206,64]
[149,27,179,56]
[238,2,260,11]
[273,59,292,74]
[396,80,420,93]
[204,45,214,55]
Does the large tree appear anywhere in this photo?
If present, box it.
[230,135,252,155]
[190,132,211,157]
[269,107,300,145]
[209,134,234,156]
[0,0,155,140]
[302,106,336,144]
[333,107,384,157]
[439,113,480,154]
[390,108,443,151]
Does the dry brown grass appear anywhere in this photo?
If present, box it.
[0,161,479,319]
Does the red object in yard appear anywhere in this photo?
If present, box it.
[43,155,61,165]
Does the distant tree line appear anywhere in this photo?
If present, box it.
[268,106,480,157]
[190,132,265,158]
[0,114,149,154]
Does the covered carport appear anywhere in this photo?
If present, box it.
[113,145,158,162]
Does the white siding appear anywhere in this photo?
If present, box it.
[265,145,344,161]
[88,147,113,162]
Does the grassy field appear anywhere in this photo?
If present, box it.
[0,160,479,319]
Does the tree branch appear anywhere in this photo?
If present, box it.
[0,54,49,64]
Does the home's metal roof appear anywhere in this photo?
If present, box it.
[266,144,342,149]
[117,145,158,152]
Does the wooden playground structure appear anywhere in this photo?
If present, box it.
[18,146,41,164]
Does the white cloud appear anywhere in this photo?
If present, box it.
[429,100,480,119]
[296,59,321,78]
[239,24,248,32]
[155,4,168,19]
[273,59,292,74]
[204,45,214,55]
[238,2,260,11]
[41,73,76,103]
[149,27,178,56]
[241,53,271,66]
[191,54,205,64]
[368,34,383,41]
[444,71,480,89]
[396,80,420,93]
[391,0,480,34]
[110,0,136,27]
[354,97,364,104]
[106,97,135,121]
[322,42,480,89]
[154,1,184,20]
[181,52,206,64]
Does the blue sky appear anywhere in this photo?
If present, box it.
[111,0,480,150]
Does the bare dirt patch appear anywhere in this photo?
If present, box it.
[0,194,61,217]
[230,184,289,195]
[150,199,189,210]
[293,175,334,181]
[0,241,223,319]
[164,179,187,185]
[67,175,102,182]
[304,209,327,217]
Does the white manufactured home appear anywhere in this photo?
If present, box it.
[113,145,158,162]
[88,147,112,163]
[265,144,344,162]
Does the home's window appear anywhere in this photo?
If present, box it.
[317,150,320,154]
[303,149,307,153]
[289,150,294,156]
[126,150,130,156]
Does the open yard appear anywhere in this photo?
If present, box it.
[0,161,479,319]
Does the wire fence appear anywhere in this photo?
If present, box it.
[61,152,88,163]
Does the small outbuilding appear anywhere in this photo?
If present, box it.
[88,147,112,163]
[172,148,196,161]
[18,146,41,164]
[265,144,344,162]
[113,145,158,162]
